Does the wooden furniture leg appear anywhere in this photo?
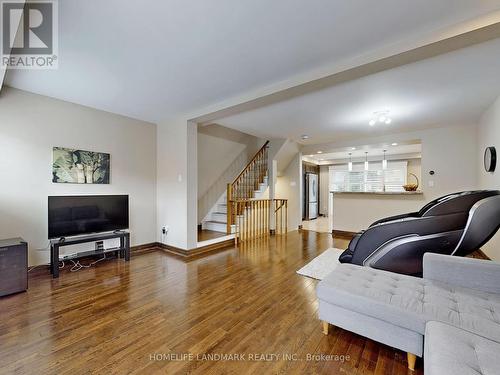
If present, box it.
[322,321,330,335]
[407,352,417,371]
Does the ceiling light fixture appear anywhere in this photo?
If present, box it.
[382,150,387,170]
[364,152,369,171]
[301,134,309,140]
[317,151,323,154]
[351,147,356,150]
[348,153,353,171]
[369,111,392,126]
[391,142,398,146]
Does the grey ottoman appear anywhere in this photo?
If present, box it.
[317,254,500,371]
[425,321,500,375]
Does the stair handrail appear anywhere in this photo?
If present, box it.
[227,140,269,233]
[230,140,270,186]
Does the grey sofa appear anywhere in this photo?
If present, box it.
[425,321,500,375]
[317,253,500,371]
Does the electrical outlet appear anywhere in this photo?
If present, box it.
[162,226,169,235]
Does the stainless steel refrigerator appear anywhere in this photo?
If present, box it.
[305,173,318,220]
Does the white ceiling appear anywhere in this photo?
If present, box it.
[5,0,500,123]
[306,143,422,161]
[217,37,500,143]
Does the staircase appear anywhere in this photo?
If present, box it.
[202,176,269,233]
[201,140,288,242]
[202,141,270,234]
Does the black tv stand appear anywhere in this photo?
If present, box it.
[50,231,130,278]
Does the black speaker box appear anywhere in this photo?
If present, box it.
[0,238,28,297]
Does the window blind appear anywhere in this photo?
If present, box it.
[329,161,408,193]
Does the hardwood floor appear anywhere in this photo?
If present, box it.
[0,231,422,374]
[197,229,227,242]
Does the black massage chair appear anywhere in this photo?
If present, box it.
[339,190,500,276]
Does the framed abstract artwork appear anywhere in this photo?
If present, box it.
[52,147,110,184]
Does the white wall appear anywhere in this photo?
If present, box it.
[477,95,500,260]
[319,165,329,215]
[327,125,478,232]
[197,124,264,222]
[157,119,198,250]
[275,146,302,231]
[0,88,157,266]
[198,134,246,198]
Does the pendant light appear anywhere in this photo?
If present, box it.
[348,153,353,171]
[364,152,369,171]
[382,150,387,170]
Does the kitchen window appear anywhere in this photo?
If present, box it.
[329,161,408,193]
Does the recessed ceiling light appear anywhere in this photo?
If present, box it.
[301,134,309,140]
[351,147,356,150]
[391,143,398,146]
[308,154,314,157]
[369,110,392,126]
[317,151,323,154]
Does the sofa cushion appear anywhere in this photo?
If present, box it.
[425,321,500,375]
[317,264,500,343]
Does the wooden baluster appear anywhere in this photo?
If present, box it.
[255,200,258,238]
[259,153,262,183]
[255,200,258,239]
[264,200,267,236]
[256,200,259,238]
[278,201,281,235]
[240,201,243,242]
[237,201,240,241]
[261,200,264,237]
[259,201,264,237]
[285,200,288,234]
[274,200,277,235]
[245,201,250,240]
[282,201,285,234]
[250,200,253,239]
[258,154,261,183]
[266,200,269,235]
[227,184,232,234]
[283,201,285,234]
[282,201,284,234]
[252,201,256,239]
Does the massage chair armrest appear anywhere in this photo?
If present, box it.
[369,212,419,227]
[349,212,468,266]
[364,231,462,276]
[423,253,500,294]
[348,231,363,250]
[339,231,364,263]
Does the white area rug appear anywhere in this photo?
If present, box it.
[296,248,344,280]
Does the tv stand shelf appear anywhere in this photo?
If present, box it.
[50,231,130,278]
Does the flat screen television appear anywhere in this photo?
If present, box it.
[48,195,129,239]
